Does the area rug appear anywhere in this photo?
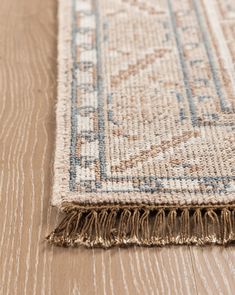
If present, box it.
[47,0,235,247]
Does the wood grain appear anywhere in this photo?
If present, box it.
[0,0,234,294]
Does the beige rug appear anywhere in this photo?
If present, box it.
[47,0,235,247]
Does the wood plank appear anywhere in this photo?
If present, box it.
[0,0,234,294]
[48,245,197,295]
[190,247,235,295]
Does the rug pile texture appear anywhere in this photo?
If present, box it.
[47,0,235,247]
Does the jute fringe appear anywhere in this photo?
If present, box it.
[47,204,235,248]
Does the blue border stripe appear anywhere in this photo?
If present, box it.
[69,0,78,191]
[95,0,107,179]
[167,0,198,126]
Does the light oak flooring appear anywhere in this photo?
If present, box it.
[0,0,234,294]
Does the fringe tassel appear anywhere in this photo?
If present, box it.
[47,205,235,248]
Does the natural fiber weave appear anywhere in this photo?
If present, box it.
[47,0,235,247]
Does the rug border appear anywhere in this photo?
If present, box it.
[52,0,73,207]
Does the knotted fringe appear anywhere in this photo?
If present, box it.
[47,205,235,248]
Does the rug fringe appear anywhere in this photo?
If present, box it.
[47,205,235,248]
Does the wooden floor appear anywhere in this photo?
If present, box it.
[0,0,234,294]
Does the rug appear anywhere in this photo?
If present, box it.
[47,0,235,247]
